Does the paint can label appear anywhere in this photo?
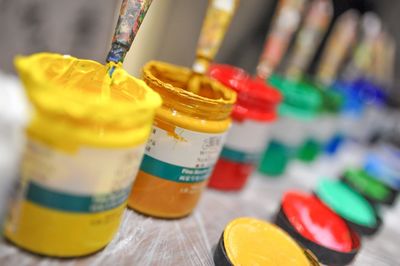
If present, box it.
[140,125,227,183]
[4,138,145,255]
[221,120,270,163]
[15,139,144,213]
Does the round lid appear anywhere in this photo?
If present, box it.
[210,64,282,121]
[316,179,377,227]
[332,81,364,115]
[364,154,400,190]
[282,191,353,252]
[268,75,322,120]
[208,64,249,89]
[310,81,344,113]
[351,78,387,106]
[223,217,311,266]
[268,74,285,89]
[344,168,391,201]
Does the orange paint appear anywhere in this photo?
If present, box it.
[128,61,236,218]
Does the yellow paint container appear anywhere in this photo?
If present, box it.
[215,217,320,266]
[4,53,162,257]
[128,61,236,218]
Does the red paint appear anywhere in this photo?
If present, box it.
[208,64,282,122]
[207,65,282,191]
[208,158,253,190]
[282,191,353,252]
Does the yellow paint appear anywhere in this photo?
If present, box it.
[224,218,312,266]
[5,201,126,257]
[4,53,161,257]
[128,61,236,218]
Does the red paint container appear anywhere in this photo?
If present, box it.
[208,65,281,190]
[276,191,361,265]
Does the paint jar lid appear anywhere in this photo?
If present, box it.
[332,81,364,116]
[364,153,400,190]
[268,75,322,120]
[268,74,285,89]
[214,217,319,266]
[342,168,395,204]
[316,179,379,234]
[351,78,387,107]
[277,191,361,265]
[282,191,353,252]
[300,78,344,114]
[209,65,282,122]
[317,85,344,113]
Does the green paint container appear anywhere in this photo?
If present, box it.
[316,179,381,236]
[259,75,322,176]
[342,168,397,205]
[258,140,291,176]
[297,138,321,162]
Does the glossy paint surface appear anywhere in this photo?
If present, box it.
[282,191,353,252]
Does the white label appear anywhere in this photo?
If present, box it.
[141,125,227,183]
[14,139,145,213]
[224,120,270,153]
[22,139,145,195]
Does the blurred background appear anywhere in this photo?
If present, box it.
[2,0,399,142]
[1,0,399,151]
[0,0,398,80]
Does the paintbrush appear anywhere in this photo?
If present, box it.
[255,0,307,81]
[188,0,239,94]
[106,0,153,76]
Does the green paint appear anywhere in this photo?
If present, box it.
[344,169,390,201]
[259,140,290,176]
[267,75,322,121]
[316,179,377,227]
[297,138,321,163]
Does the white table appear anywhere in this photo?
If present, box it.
[1,149,399,266]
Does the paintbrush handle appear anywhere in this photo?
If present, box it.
[107,0,153,63]
[193,0,239,74]
[256,0,306,80]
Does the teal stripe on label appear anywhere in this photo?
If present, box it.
[26,181,130,213]
[220,146,259,163]
[140,154,212,183]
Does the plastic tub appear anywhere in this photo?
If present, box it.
[4,53,162,257]
[207,65,281,190]
[128,61,236,218]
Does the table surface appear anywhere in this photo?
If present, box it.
[1,145,399,266]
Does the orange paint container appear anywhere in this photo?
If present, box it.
[128,61,236,218]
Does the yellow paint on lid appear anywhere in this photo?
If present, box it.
[223,217,312,266]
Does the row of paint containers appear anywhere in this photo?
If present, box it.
[214,159,398,266]
[1,61,398,264]
[0,0,399,261]
[257,141,400,265]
